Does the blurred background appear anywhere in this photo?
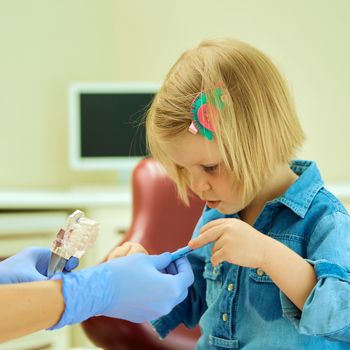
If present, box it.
[0,0,349,349]
[1,0,350,186]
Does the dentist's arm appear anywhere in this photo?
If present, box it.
[0,280,64,343]
[0,253,194,343]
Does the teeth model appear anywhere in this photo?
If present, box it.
[47,210,99,277]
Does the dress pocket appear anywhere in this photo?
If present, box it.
[248,267,281,321]
[248,268,274,283]
[203,260,223,305]
[209,335,239,349]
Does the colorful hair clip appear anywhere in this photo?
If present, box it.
[189,86,226,140]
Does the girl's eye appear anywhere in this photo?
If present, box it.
[202,164,218,173]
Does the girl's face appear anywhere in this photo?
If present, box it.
[162,132,244,215]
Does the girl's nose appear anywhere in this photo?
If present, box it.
[190,177,211,195]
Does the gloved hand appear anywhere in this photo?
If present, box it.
[50,252,194,329]
[0,247,79,284]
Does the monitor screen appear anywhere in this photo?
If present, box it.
[69,82,160,172]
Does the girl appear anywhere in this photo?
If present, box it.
[116,38,350,348]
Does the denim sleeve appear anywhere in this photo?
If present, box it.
[151,207,211,338]
[280,211,350,343]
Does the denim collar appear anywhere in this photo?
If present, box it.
[272,160,324,218]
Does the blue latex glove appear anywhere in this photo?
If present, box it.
[50,253,194,329]
[0,247,79,284]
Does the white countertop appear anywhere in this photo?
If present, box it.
[0,186,132,209]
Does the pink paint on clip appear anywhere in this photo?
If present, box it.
[188,121,198,134]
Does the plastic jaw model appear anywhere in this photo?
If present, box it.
[47,210,99,277]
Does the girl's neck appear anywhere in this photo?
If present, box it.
[240,163,298,226]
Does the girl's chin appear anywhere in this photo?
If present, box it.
[216,203,239,215]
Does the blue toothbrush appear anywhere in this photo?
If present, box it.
[170,246,193,262]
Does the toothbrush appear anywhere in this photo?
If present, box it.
[170,245,193,262]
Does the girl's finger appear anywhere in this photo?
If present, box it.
[189,226,223,249]
[212,236,225,254]
[127,244,149,256]
[200,219,227,234]
[107,243,131,260]
[211,247,225,267]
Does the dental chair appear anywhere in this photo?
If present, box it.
[82,158,204,350]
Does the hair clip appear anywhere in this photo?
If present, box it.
[189,86,226,140]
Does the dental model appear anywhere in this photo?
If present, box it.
[47,210,99,277]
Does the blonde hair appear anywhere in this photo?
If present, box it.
[146,38,305,205]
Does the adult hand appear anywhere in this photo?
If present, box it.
[0,247,79,284]
[50,253,194,329]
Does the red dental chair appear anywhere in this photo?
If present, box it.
[82,158,204,350]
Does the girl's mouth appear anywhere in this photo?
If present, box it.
[206,200,221,209]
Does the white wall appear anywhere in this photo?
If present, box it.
[1,0,349,188]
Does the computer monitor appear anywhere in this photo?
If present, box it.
[69,82,160,176]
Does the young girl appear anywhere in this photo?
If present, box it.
[112,38,350,348]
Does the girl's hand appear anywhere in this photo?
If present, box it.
[106,242,149,260]
[188,218,267,268]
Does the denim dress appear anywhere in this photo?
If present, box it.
[152,160,350,349]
